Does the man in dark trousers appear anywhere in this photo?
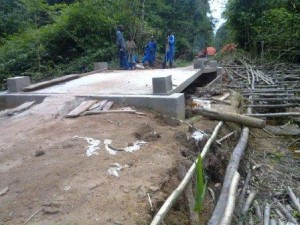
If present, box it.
[162,31,175,68]
[116,25,128,69]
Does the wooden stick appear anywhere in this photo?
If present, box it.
[264,203,271,225]
[24,209,43,225]
[216,131,236,145]
[219,171,240,225]
[208,127,250,225]
[239,190,257,225]
[247,112,300,117]
[237,169,252,215]
[243,190,257,214]
[286,186,300,212]
[275,208,286,220]
[273,198,298,224]
[150,121,224,225]
[243,104,299,108]
[82,110,137,115]
[253,200,263,225]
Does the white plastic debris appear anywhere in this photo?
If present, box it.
[73,136,100,157]
[104,139,118,155]
[188,130,207,147]
[192,98,211,109]
[136,64,145,69]
[108,163,123,177]
[124,140,147,153]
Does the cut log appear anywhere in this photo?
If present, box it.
[208,127,249,225]
[239,190,257,225]
[194,107,266,128]
[253,200,263,225]
[23,74,80,92]
[286,186,300,212]
[66,100,97,118]
[273,198,298,224]
[5,101,35,116]
[219,171,240,225]
[237,169,252,215]
[264,203,270,225]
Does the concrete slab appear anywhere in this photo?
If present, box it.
[0,64,218,119]
[32,67,198,95]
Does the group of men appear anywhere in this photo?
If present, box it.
[116,25,175,70]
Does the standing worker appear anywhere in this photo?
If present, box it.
[116,25,128,69]
[162,31,175,68]
[142,36,157,67]
[126,36,137,69]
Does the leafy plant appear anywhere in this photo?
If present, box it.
[194,155,207,212]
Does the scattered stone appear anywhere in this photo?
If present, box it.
[134,123,161,142]
[34,150,45,157]
[0,187,9,196]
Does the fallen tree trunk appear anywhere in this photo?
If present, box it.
[23,74,80,92]
[194,107,266,128]
[208,127,250,225]
[219,171,240,225]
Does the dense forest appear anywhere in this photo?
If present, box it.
[1,0,300,88]
[0,0,213,86]
[216,0,300,62]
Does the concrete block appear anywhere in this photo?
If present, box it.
[7,76,31,93]
[152,75,172,94]
[194,59,205,69]
[209,60,218,68]
[94,62,108,71]
[85,93,186,119]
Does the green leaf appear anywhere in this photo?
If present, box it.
[194,156,207,212]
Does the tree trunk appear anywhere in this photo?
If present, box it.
[194,108,266,128]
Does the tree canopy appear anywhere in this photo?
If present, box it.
[0,0,213,86]
[219,0,300,62]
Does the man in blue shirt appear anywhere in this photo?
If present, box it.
[162,31,175,68]
[142,36,157,67]
[116,25,128,69]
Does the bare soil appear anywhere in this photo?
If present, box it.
[0,96,195,225]
[1,93,299,225]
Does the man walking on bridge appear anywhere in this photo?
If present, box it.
[162,31,175,68]
[116,25,128,69]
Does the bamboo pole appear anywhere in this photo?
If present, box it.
[150,121,224,225]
